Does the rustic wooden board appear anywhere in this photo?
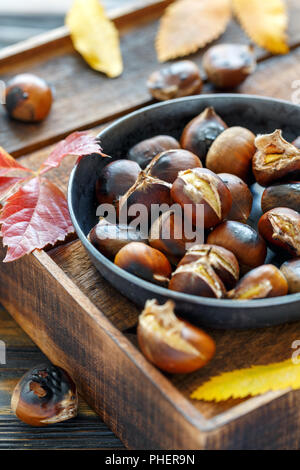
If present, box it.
[1,0,300,450]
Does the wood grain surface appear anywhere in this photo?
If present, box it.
[1,0,300,450]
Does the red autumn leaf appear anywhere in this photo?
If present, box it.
[0,176,74,262]
[0,147,32,176]
[0,176,27,201]
[40,131,104,174]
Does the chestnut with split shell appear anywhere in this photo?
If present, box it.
[178,244,239,290]
[145,149,202,184]
[258,207,300,257]
[206,126,256,181]
[114,242,172,286]
[137,300,216,374]
[228,265,288,300]
[11,363,78,427]
[180,106,227,163]
[89,218,147,259]
[147,60,202,101]
[207,220,267,274]
[253,130,300,186]
[171,168,232,229]
[128,135,180,169]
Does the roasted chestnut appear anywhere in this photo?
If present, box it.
[280,258,300,293]
[147,60,202,101]
[114,242,172,286]
[11,363,78,426]
[149,210,202,265]
[228,265,288,300]
[145,149,201,184]
[207,221,267,273]
[5,73,53,122]
[206,126,256,181]
[202,44,256,89]
[138,300,215,373]
[128,135,180,169]
[118,171,172,223]
[178,244,239,289]
[253,130,300,186]
[261,182,300,214]
[180,107,227,163]
[89,218,147,259]
[171,168,232,229]
[258,207,300,257]
[96,159,141,206]
[169,260,226,298]
[218,173,253,223]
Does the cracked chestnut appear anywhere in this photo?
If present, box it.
[96,159,141,206]
[11,363,78,427]
[280,258,300,293]
[218,173,253,223]
[114,242,172,286]
[171,168,232,229]
[128,135,180,169]
[89,218,147,259]
[5,73,53,122]
[147,60,202,101]
[206,126,256,181]
[203,44,256,89]
[178,244,239,289]
[258,207,300,257]
[180,107,227,163]
[228,265,288,300]
[137,300,216,374]
[145,149,202,184]
[207,221,267,274]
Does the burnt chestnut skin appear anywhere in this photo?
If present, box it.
[261,182,300,214]
[11,363,78,426]
[5,73,53,122]
[96,159,141,206]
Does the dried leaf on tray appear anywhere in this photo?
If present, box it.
[232,0,289,54]
[191,359,300,402]
[156,0,232,62]
[66,0,123,77]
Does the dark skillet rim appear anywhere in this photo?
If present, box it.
[68,94,300,310]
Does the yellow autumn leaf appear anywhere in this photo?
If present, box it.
[232,0,289,54]
[156,0,232,62]
[191,359,300,402]
[66,0,123,78]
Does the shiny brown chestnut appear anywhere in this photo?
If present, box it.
[149,210,202,265]
[114,242,172,286]
[206,127,256,181]
[11,363,78,427]
[137,300,216,374]
[178,244,239,289]
[118,171,172,223]
[253,130,300,186]
[261,182,300,214]
[128,135,180,169]
[207,221,267,274]
[218,173,253,223]
[147,60,202,101]
[280,258,300,293]
[228,265,288,300]
[169,259,226,298]
[5,73,53,122]
[145,149,202,184]
[96,159,141,206]
[258,207,300,257]
[202,44,256,89]
[180,107,227,163]
[171,168,232,229]
[88,218,147,259]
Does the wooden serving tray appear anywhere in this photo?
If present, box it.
[1,0,300,449]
